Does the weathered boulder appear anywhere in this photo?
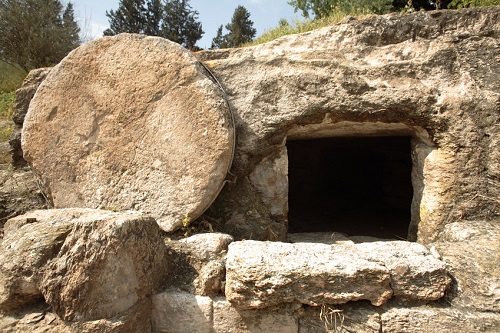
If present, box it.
[22,33,234,233]
[196,7,500,242]
[381,306,500,333]
[0,209,95,312]
[178,232,234,261]
[226,241,393,309]
[0,208,163,329]
[8,68,50,169]
[164,233,233,296]
[225,240,450,309]
[430,220,500,312]
[39,209,168,322]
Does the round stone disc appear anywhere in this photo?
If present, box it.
[22,34,235,232]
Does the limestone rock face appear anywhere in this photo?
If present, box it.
[0,209,96,312]
[225,240,450,309]
[196,7,500,242]
[8,68,51,169]
[22,33,234,233]
[39,210,167,322]
[430,220,500,312]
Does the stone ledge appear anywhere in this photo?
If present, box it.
[225,240,450,309]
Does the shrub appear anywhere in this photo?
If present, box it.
[0,61,26,93]
[0,92,15,141]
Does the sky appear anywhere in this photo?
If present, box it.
[69,0,299,49]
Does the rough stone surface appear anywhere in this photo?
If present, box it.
[354,241,451,301]
[22,33,234,233]
[0,165,48,233]
[226,241,393,309]
[381,307,500,333]
[39,209,167,322]
[0,302,72,333]
[213,298,299,333]
[0,209,94,312]
[8,68,51,169]
[178,232,234,261]
[226,240,451,309]
[164,233,233,296]
[196,7,500,242]
[68,299,152,333]
[0,299,151,333]
[297,303,381,333]
[430,220,500,312]
[151,291,212,333]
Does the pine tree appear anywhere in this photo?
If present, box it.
[145,0,163,36]
[104,0,203,49]
[224,5,256,48]
[0,0,81,71]
[104,0,147,36]
[162,0,203,50]
[62,3,81,49]
[210,25,227,49]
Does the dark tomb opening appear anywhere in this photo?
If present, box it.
[287,136,413,239]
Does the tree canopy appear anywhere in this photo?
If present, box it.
[285,0,492,18]
[104,0,204,50]
[448,0,500,8]
[211,5,256,49]
[162,0,203,49]
[0,0,80,71]
[104,0,147,35]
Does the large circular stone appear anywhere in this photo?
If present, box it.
[22,34,234,232]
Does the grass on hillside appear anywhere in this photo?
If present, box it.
[248,8,375,46]
[248,3,500,46]
[0,60,26,143]
[0,61,26,93]
[0,92,15,142]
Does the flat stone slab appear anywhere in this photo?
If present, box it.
[22,33,234,233]
[226,241,393,309]
[225,240,450,309]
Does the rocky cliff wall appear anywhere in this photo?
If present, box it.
[196,6,499,243]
